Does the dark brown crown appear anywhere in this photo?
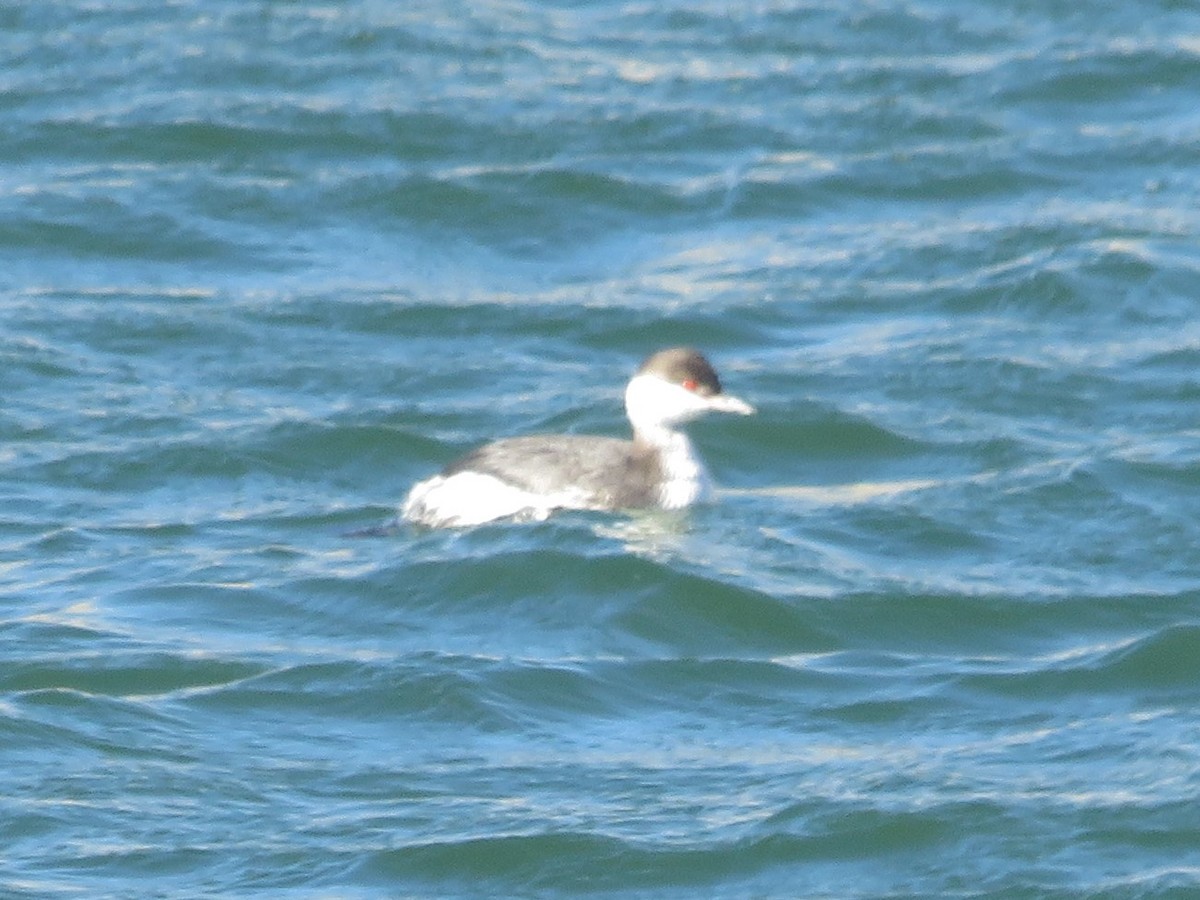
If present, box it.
[637,347,722,396]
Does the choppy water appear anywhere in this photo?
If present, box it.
[4,1,1200,896]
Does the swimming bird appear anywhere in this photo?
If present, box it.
[401,347,755,527]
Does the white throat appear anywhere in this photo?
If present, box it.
[624,373,711,508]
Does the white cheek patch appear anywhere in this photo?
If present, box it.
[624,373,710,433]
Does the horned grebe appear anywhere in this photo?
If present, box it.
[402,347,754,527]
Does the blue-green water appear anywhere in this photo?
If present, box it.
[4,1,1200,896]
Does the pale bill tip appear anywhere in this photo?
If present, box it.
[710,393,755,415]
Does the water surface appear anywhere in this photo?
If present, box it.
[3,1,1200,896]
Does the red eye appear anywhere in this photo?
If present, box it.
[682,379,698,392]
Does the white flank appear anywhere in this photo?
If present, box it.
[402,471,589,528]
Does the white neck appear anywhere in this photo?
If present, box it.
[624,373,711,508]
[649,428,709,508]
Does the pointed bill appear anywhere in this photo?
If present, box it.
[706,393,755,415]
